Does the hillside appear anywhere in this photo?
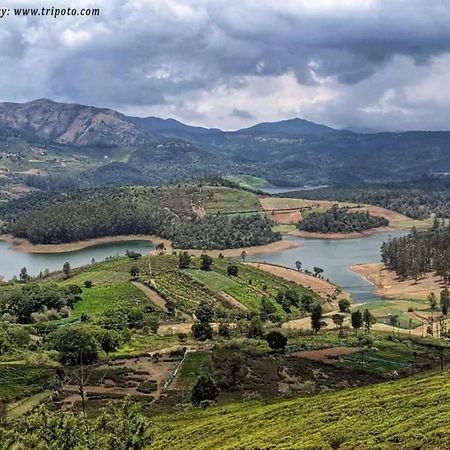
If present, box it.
[2,99,450,195]
[152,370,450,449]
[0,181,280,249]
[0,99,150,147]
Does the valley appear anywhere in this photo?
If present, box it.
[1,105,450,450]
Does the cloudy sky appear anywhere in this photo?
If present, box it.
[2,0,450,130]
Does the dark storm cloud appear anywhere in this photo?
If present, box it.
[1,0,450,130]
[230,108,253,119]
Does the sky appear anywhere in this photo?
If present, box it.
[2,0,450,131]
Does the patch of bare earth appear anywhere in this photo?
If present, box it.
[269,210,303,224]
[292,347,362,364]
[350,263,447,300]
[220,292,248,309]
[246,262,351,307]
[131,281,168,313]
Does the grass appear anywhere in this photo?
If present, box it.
[152,369,450,449]
[6,391,53,422]
[177,352,211,387]
[67,282,149,322]
[354,299,427,330]
[224,175,269,189]
[0,364,59,402]
[183,269,238,292]
[204,187,262,214]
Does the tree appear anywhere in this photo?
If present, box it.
[46,327,98,365]
[247,317,264,338]
[389,314,400,335]
[260,296,276,321]
[351,310,363,335]
[440,288,450,316]
[295,260,302,272]
[227,265,239,276]
[191,374,219,405]
[200,254,213,271]
[98,330,121,357]
[84,280,92,288]
[218,323,231,339]
[338,298,351,313]
[195,301,214,323]
[240,250,247,262]
[313,267,324,277]
[311,304,323,334]
[191,322,213,341]
[2,398,154,449]
[130,265,140,278]
[221,352,247,388]
[178,251,191,269]
[62,261,71,279]
[363,309,376,332]
[429,292,438,311]
[156,242,166,254]
[19,267,29,283]
[265,330,287,352]
[93,398,154,449]
[332,313,345,337]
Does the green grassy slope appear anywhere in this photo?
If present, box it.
[153,370,450,449]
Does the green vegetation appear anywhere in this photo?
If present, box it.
[382,219,450,281]
[69,283,149,322]
[152,370,450,449]
[289,176,450,219]
[0,182,279,250]
[298,204,388,233]
[178,352,211,387]
[224,175,269,190]
[0,365,60,402]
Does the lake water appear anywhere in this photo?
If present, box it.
[0,232,405,302]
[249,231,407,303]
[0,240,155,281]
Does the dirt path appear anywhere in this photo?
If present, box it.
[131,281,168,312]
[220,292,248,310]
[246,262,351,306]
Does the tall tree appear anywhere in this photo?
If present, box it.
[311,304,323,335]
[351,310,363,335]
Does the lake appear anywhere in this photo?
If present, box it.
[0,240,155,281]
[249,231,407,303]
[0,232,404,302]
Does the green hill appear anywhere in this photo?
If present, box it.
[153,369,450,449]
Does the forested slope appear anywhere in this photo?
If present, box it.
[0,183,280,249]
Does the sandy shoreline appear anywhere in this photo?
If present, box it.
[0,234,299,256]
[349,262,446,300]
[288,227,393,240]
[246,262,351,308]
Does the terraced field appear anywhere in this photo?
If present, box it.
[153,370,450,449]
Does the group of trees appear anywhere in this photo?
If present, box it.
[381,220,450,281]
[2,186,280,250]
[0,284,82,324]
[289,176,450,220]
[0,398,154,450]
[311,303,376,336]
[298,205,388,234]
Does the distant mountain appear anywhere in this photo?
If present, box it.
[237,118,338,135]
[0,99,151,147]
[2,98,450,189]
[129,116,227,146]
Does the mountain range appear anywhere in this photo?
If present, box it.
[1,98,450,189]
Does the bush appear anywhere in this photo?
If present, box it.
[227,265,239,276]
[191,322,213,341]
[265,330,287,352]
[191,374,219,405]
